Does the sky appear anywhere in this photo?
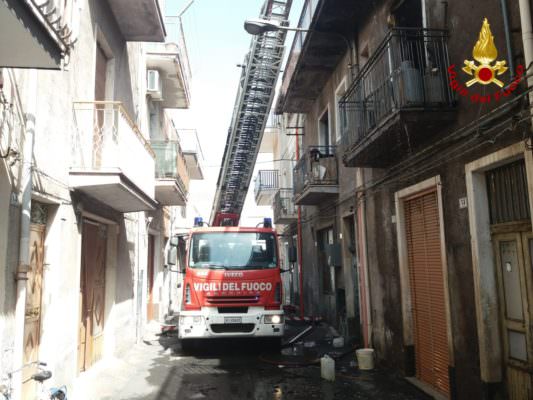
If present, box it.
[165,0,303,226]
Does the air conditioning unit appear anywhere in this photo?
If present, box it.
[147,69,163,100]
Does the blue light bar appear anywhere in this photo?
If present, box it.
[194,217,203,227]
[263,218,272,228]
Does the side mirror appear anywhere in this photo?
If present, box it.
[167,246,177,265]
[169,236,179,247]
[288,247,297,263]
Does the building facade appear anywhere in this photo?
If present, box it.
[270,0,533,398]
[0,1,201,398]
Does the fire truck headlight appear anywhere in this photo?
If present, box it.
[264,314,284,324]
[179,316,204,325]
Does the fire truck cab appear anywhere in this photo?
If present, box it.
[178,218,284,343]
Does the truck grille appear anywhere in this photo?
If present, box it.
[210,323,255,333]
[206,296,259,304]
[217,307,249,314]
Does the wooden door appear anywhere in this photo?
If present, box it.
[78,220,107,372]
[405,190,450,397]
[493,231,533,399]
[147,234,155,321]
[22,224,45,399]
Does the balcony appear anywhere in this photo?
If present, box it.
[177,129,204,180]
[70,102,157,212]
[340,28,455,168]
[1,0,75,69]
[106,0,165,42]
[146,17,191,108]
[151,141,189,206]
[276,0,363,113]
[254,170,279,206]
[293,146,338,205]
[273,189,297,224]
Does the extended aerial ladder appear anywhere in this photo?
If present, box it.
[209,0,292,226]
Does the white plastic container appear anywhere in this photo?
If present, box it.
[320,355,335,381]
[356,348,375,370]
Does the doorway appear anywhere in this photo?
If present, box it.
[22,223,45,399]
[78,219,107,372]
[147,234,156,322]
[487,160,533,398]
[404,189,450,396]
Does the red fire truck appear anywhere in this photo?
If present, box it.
[178,217,285,346]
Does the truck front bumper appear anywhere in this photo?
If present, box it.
[178,307,284,339]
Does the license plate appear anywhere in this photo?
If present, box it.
[224,317,242,324]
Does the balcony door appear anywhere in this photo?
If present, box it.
[318,108,331,155]
[94,42,109,167]
[390,0,422,28]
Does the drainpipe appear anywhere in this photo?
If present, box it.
[348,40,372,348]
[295,118,305,319]
[519,0,533,85]
[500,0,515,80]
[12,69,37,400]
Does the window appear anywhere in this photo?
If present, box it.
[317,227,335,294]
[318,107,332,155]
[335,78,348,143]
[189,232,278,270]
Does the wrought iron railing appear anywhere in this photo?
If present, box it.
[293,145,338,195]
[339,28,453,148]
[71,101,155,196]
[254,170,280,198]
[28,0,76,52]
[273,189,297,222]
[163,16,192,85]
[279,0,320,98]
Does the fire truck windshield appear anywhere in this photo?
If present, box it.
[189,232,278,270]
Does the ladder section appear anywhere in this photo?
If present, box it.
[210,0,292,225]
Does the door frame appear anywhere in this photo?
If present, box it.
[465,142,533,383]
[395,175,455,369]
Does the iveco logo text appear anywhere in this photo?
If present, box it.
[193,282,272,291]
[224,271,244,278]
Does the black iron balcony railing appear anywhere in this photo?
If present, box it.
[293,145,338,196]
[273,189,297,224]
[339,28,453,149]
[254,170,279,198]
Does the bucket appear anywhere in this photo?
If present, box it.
[356,348,375,370]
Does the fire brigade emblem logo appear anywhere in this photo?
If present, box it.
[462,18,507,87]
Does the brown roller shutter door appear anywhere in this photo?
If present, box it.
[405,190,450,396]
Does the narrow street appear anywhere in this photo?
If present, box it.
[75,325,430,400]
[4,0,533,399]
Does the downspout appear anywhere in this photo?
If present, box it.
[295,117,304,319]
[519,0,533,84]
[13,69,37,400]
[352,41,372,347]
[500,0,515,80]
